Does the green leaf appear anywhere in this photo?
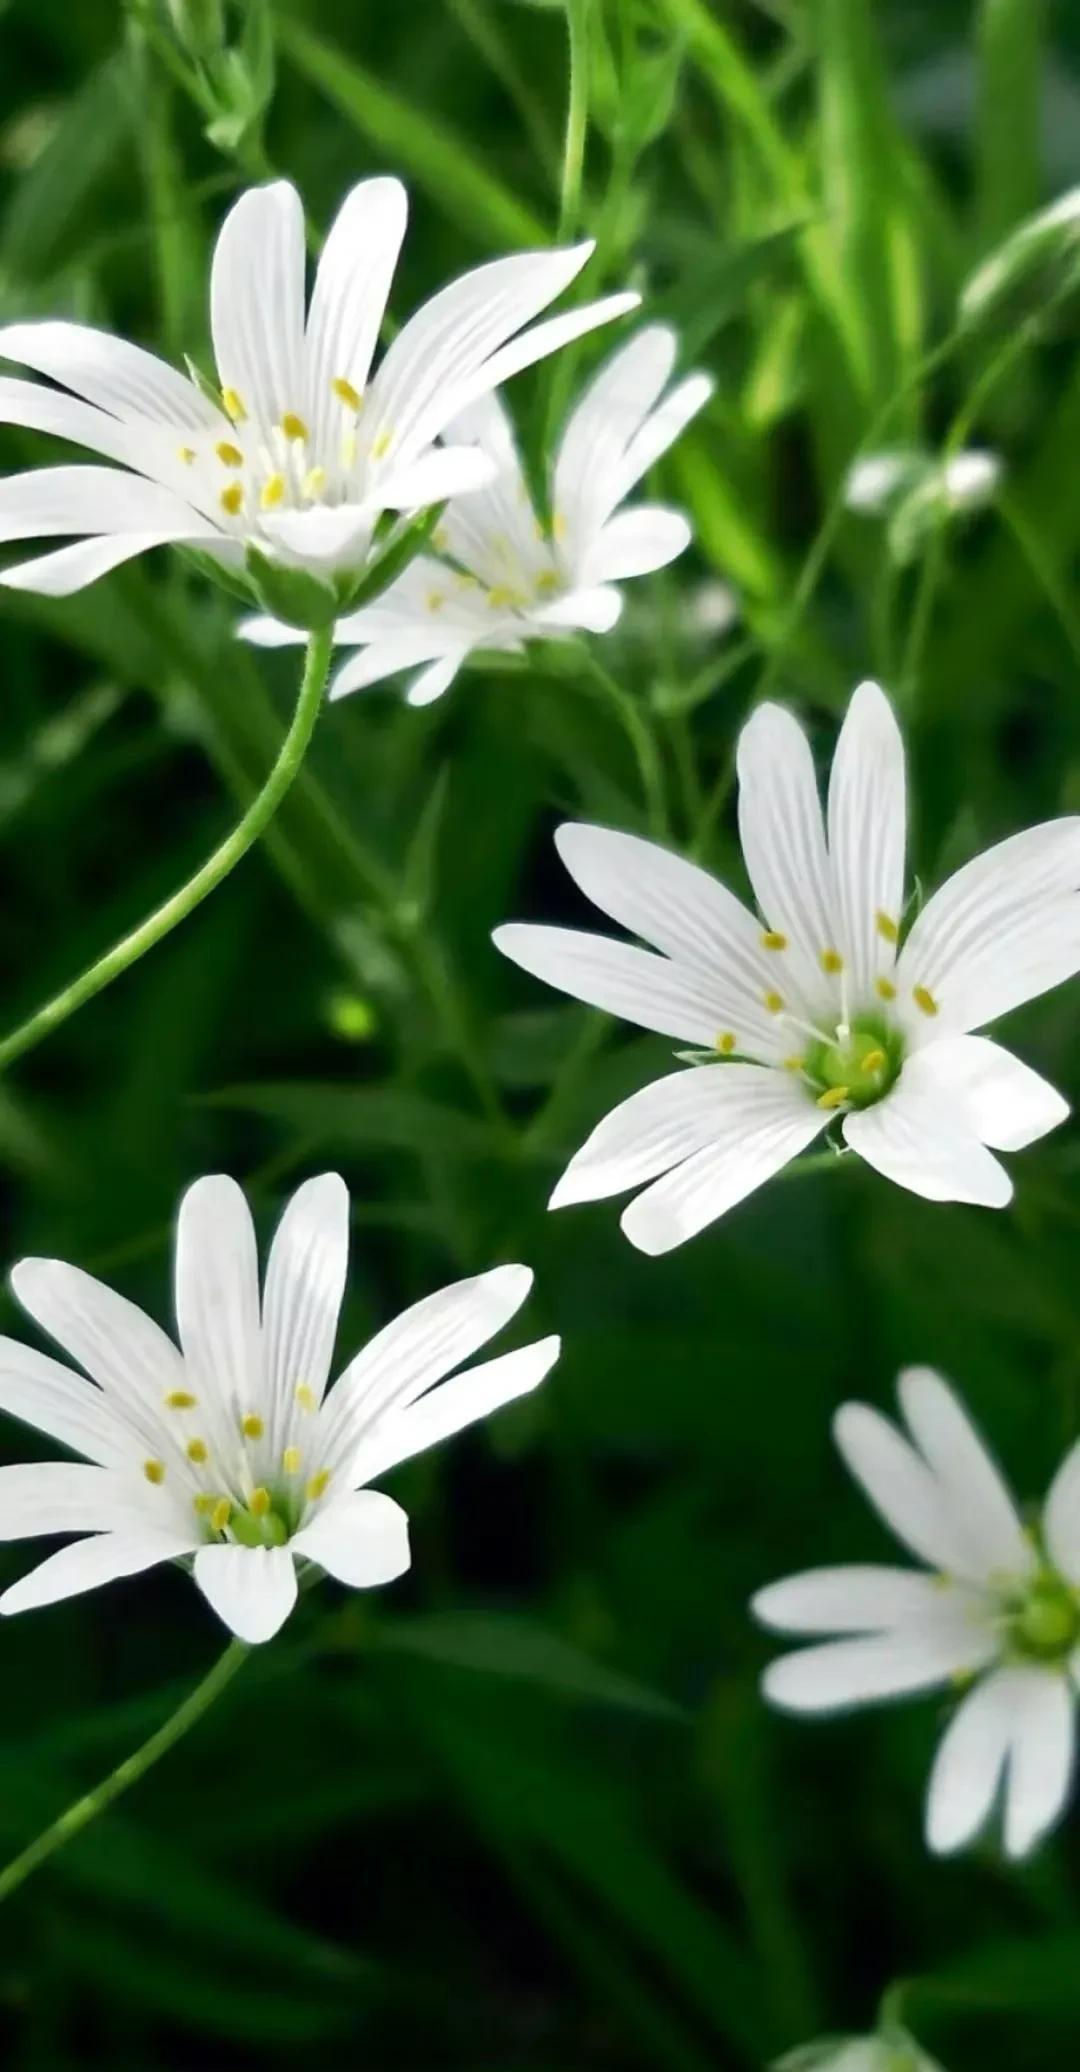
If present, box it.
[375,1611,685,1718]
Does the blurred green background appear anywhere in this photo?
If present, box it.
[3,0,1080,2064]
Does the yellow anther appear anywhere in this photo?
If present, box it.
[215,439,243,467]
[820,948,844,974]
[913,984,939,1018]
[301,465,327,500]
[211,1496,232,1534]
[760,930,787,951]
[281,411,309,442]
[764,990,785,1015]
[426,590,445,613]
[260,472,285,509]
[332,376,363,411]
[306,1469,331,1502]
[177,445,196,465]
[716,1031,736,1055]
[143,1458,166,1485]
[341,431,358,468]
[783,1054,804,1072]
[282,1446,302,1475]
[875,976,897,1002]
[552,511,567,541]
[433,524,449,551]
[876,910,899,944]
[861,1048,887,1074]
[488,585,515,608]
[194,1493,215,1516]
[241,1414,264,1440]
[249,1486,271,1516]
[535,569,560,596]
[220,482,243,517]
[371,429,393,460]
[221,388,247,424]
[816,1085,850,1110]
[295,1382,317,1414]
[164,1390,197,1411]
[186,1438,208,1464]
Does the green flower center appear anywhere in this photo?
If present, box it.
[803,1014,905,1110]
[1007,1573,1080,1662]
[230,1502,290,1549]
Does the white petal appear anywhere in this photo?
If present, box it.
[451,292,641,436]
[12,1257,187,1422]
[752,1565,964,1635]
[174,1176,261,1427]
[0,1462,143,1541]
[1002,1667,1076,1857]
[258,502,374,570]
[553,326,677,550]
[0,374,153,469]
[322,1263,534,1464]
[0,319,217,430]
[826,680,906,996]
[193,1543,298,1644]
[614,371,713,501]
[833,1400,973,1574]
[0,533,214,596]
[620,1068,828,1254]
[897,819,1080,1037]
[406,653,464,705]
[908,1033,1068,1152]
[582,505,691,583]
[842,1059,1012,1207]
[0,1336,128,1468]
[210,181,306,437]
[550,1065,747,1209]
[925,1671,1015,1854]
[736,701,835,1009]
[236,613,306,649]
[377,446,495,510]
[897,1366,1033,1581]
[304,177,407,451]
[1041,1440,1080,1585]
[345,1336,558,1487]
[292,1489,410,1586]
[0,464,212,543]
[262,1174,349,1436]
[493,922,747,1048]
[1,1526,198,1616]
[329,632,464,701]
[530,585,623,633]
[763,1623,994,1713]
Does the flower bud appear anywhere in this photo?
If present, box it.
[886,449,1001,565]
[960,188,1080,329]
[774,2028,946,2072]
[164,0,226,59]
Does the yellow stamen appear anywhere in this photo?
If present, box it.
[371,429,392,460]
[221,388,247,424]
[295,1383,317,1414]
[306,1469,331,1502]
[177,445,196,465]
[876,910,899,944]
[716,1031,736,1055]
[186,1438,208,1464]
[241,1414,264,1440]
[220,482,243,517]
[861,1048,887,1074]
[913,984,939,1018]
[164,1390,197,1410]
[816,1085,849,1110]
[282,1446,302,1475]
[143,1458,166,1485]
[302,465,327,500]
[552,511,567,542]
[875,976,897,1001]
[194,1493,215,1516]
[249,1486,271,1516]
[433,524,449,552]
[488,585,517,608]
[535,569,559,596]
[341,431,358,468]
[215,439,243,467]
[260,472,285,509]
[281,411,308,442]
[426,590,445,613]
[764,990,784,1015]
[820,948,844,974]
[783,1054,804,1072]
[211,1496,232,1534]
[760,930,787,951]
[332,376,363,411]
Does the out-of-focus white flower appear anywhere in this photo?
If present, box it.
[843,451,926,515]
[0,178,637,601]
[689,578,739,638]
[756,1367,1080,1860]
[844,448,1001,521]
[0,1175,558,1644]
[494,680,1080,1253]
[775,2027,946,2072]
[240,325,712,705]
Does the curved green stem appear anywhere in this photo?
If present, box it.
[0,624,334,1075]
[557,0,591,242]
[579,652,669,836]
[0,1637,249,1906]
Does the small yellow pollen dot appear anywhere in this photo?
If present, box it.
[306,1469,331,1502]
[875,976,897,1002]
[488,585,515,608]
[282,1447,302,1475]
[295,1383,317,1414]
[221,388,247,424]
[177,445,196,465]
[821,948,844,974]
[194,1493,215,1516]
[211,1497,232,1534]
[220,482,243,517]
[552,511,567,542]
[143,1458,166,1485]
[332,376,363,411]
[302,465,327,500]
[260,472,285,509]
[716,1031,737,1055]
[241,1414,264,1440]
[783,1054,804,1072]
[186,1438,208,1465]
[861,1048,887,1074]
[426,590,445,613]
[535,569,560,597]
[876,910,900,944]
[249,1486,271,1516]
[764,990,785,1015]
[816,1085,850,1110]
[281,411,308,442]
[433,524,449,551]
[215,439,243,467]
[760,930,787,951]
[372,429,393,460]
[913,984,939,1018]
[164,1390,197,1411]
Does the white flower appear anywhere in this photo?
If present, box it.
[776,2031,945,2072]
[494,680,1080,1254]
[755,1368,1080,1860]
[845,449,1001,518]
[240,325,712,706]
[0,1174,558,1644]
[0,177,637,597]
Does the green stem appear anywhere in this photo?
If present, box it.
[0,1638,249,1906]
[579,652,669,836]
[557,0,591,242]
[0,625,334,1075]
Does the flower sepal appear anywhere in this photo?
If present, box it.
[244,546,340,632]
[334,501,449,616]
